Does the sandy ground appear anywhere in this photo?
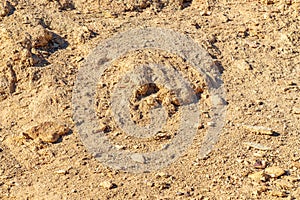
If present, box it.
[0,0,299,199]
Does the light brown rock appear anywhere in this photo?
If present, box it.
[99,181,115,189]
[235,60,252,70]
[23,121,70,143]
[265,166,285,178]
[243,125,274,135]
[31,25,53,48]
[248,171,269,182]
[293,107,300,114]
[244,142,272,150]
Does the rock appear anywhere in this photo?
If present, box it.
[243,125,274,135]
[155,172,170,178]
[23,121,70,143]
[114,145,125,150]
[253,152,265,157]
[244,142,272,150]
[254,160,267,169]
[54,169,67,175]
[265,166,285,178]
[99,181,115,189]
[130,153,146,164]
[146,182,154,187]
[176,191,185,196]
[207,121,216,127]
[200,10,211,16]
[248,171,269,182]
[31,25,53,48]
[155,132,171,140]
[211,95,227,106]
[235,60,252,71]
[292,107,300,114]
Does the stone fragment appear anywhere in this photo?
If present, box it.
[254,160,267,169]
[23,121,70,143]
[55,169,67,175]
[292,107,300,114]
[207,122,216,127]
[31,25,53,48]
[200,10,211,16]
[235,60,252,70]
[155,172,170,178]
[244,142,272,150]
[114,145,125,150]
[265,166,285,178]
[99,181,115,189]
[243,125,274,135]
[253,152,265,157]
[248,171,269,182]
[130,153,146,164]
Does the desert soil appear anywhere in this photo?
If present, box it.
[0,0,299,199]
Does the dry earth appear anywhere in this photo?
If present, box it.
[0,0,300,199]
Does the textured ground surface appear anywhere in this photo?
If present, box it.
[0,0,299,199]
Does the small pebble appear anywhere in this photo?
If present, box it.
[235,60,252,70]
[253,152,265,157]
[55,169,67,175]
[254,160,267,169]
[248,171,269,182]
[176,191,185,196]
[130,153,146,164]
[244,142,272,150]
[265,166,285,178]
[146,182,154,187]
[243,125,274,135]
[155,172,170,178]
[292,107,300,114]
[114,145,125,150]
[99,181,115,189]
[207,121,216,127]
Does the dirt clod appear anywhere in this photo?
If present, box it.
[23,121,70,143]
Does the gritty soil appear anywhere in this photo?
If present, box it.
[0,0,299,199]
